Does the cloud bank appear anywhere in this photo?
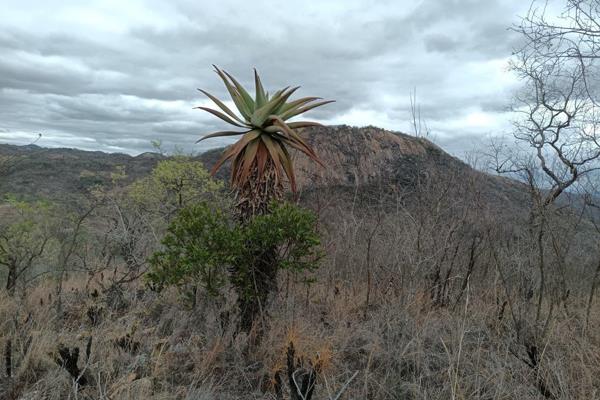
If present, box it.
[0,0,529,156]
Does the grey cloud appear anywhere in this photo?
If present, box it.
[480,98,512,114]
[0,0,530,155]
[435,132,497,160]
[425,34,461,53]
[0,29,198,101]
[414,0,523,59]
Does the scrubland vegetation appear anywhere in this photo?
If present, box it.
[1,159,600,400]
[3,0,600,399]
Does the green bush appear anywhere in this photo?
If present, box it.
[146,202,321,300]
[128,156,225,219]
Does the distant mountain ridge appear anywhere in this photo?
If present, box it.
[0,143,165,201]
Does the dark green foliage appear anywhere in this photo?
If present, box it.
[240,202,322,271]
[146,204,234,296]
[146,202,321,302]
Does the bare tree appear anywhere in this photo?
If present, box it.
[514,0,600,104]
[409,87,431,138]
[484,3,600,397]
[0,200,53,296]
[53,203,96,323]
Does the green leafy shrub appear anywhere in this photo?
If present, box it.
[242,202,322,272]
[146,202,322,302]
[128,156,225,219]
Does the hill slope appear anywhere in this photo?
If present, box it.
[0,125,525,206]
[0,144,164,201]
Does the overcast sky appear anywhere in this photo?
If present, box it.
[0,0,532,157]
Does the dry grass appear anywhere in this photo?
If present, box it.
[1,265,599,400]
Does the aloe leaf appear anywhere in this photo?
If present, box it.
[263,125,282,134]
[271,117,316,155]
[196,130,248,143]
[280,100,335,120]
[261,134,284,181]
[256,141,268,178]
[212,65,252,120]
[252,87,299,126]
[287,121,323,129]
[238,138,260,184]
[254,69,267,108]
[197,89,246,125]
[251,97,283,127]
[277,135,325,168]
[278,96,321,115]
[276,144,297,192]
[271,86,301,114]
[222,69,256,112]
[224,129,261,163]
[194,107,247,128]
[271,118,324,167]
[210,146,237,175]
[238,129,262,146]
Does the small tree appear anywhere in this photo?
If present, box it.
[129,156,224,221]
[0,198,54,296]
[52,203,96,322]
[81,159,223,295]
[147,202,322,328]
[146,203,234,297]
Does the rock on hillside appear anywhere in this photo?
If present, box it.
[202,125,526,209]
[292,125,464,189]
[198,125,468,188]
[292,126,527,206]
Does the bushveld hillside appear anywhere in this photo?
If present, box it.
[1,126,599,400]
[0,144,163,201]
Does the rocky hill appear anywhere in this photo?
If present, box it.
[0,125,525,207]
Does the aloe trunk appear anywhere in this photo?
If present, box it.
[5,262,16,296]
[234,161,282,332]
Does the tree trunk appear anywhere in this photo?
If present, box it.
[238,247,279,332]
[234,163,283,333]
[6,263,16,296]
[235,162,283,223]
[55,268,65,328]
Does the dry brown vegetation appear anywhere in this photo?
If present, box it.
[4,0,600,397]
[1,162,600,400]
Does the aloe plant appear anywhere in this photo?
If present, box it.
[196,65,333,219]
[195,66,332,331]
